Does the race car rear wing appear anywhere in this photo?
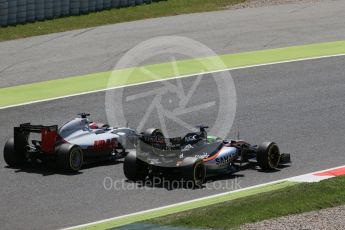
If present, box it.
[14,123,58,154]
[138,136,182,157]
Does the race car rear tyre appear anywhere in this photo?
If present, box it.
[180,157,206,188]
[257,142,281,171]
[3,138,26,167]
[57,144,83,172]
[123,150,148,181]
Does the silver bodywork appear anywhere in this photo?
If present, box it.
[59,117,137,151]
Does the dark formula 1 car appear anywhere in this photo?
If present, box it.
[3,113,138,172]
[123,126,291,187]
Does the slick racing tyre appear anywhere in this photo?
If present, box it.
[142,128,166,155]
[257,142,281,171]
[3,138,26,167]
[57,144,83,172]
[123,150,148,181]
[180,157,206,188]
[142,128,165,141]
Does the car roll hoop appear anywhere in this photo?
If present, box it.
[196,125,209,139]
[77,112,91,119]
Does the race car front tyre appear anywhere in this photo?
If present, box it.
[257,142,281,171]
[3,138,26,167]
[180,157,206,188]
[123,150,148,181]
[142,128,164,138]
[57,144,83,172]
[142,128,166,154]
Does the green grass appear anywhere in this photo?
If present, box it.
[72,181,295,230]
[148,176,345,229]
[0,0,244,41]
[1,40,345,108]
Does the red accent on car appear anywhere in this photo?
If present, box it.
[89,122,98,129]
[56,134,67,143]
[41,128,57,154]
[90,138,118,151]
[203,147,223,162]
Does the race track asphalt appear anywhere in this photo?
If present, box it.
[0,56,344,229]
[0,0,345,87]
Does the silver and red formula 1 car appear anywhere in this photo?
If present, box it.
[123,126,291,187]
[3,113,138,172]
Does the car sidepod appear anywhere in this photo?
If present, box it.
[203,146,239,176]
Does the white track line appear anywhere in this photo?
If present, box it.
[63,164,345,230]
[1,53,345,111]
